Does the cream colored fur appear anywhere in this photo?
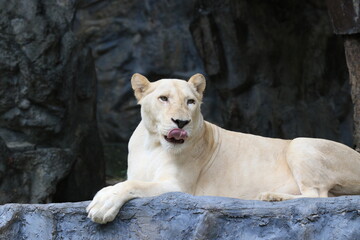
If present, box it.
[87,73,360,224]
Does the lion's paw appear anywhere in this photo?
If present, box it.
[258,192,282,202]
[86,186,123,224]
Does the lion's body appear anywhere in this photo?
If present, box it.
[128,121,298,199]
[87,74,360,224]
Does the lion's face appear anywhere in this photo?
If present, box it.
[131,73,206,152]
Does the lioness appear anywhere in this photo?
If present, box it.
[87,73,360,224]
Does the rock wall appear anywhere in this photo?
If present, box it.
[327,0,360,150]
[74,0,352,179]
[344,36,360,151]
[0,0,105,203]
[0,0,354,200]
[1,193,360,239]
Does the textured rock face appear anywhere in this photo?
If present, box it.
[0,0,105,203]
[1,193,360,239]
[344,36,360,151]
[327,0,360,150]
[327,0,360,34]
[75,0,353,178]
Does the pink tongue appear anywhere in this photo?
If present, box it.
[167,128,188,140]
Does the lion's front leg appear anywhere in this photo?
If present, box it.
[86,184,125,224]
[86,180,181,224]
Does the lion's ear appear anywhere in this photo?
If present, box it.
[188,73,206,96]
[131,73,151,101]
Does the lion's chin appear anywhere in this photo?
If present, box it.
[160,135,189,154]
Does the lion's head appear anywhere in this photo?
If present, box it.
[131,73,206,152]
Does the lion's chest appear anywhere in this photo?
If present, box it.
[127,146,169,181]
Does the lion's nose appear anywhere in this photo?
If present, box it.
[171,118,190,129]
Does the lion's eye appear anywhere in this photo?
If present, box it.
[159,96,168,102]
[187,99,195,105]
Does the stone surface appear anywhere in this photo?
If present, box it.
[2,147,73,203]
[344,36,360,151]
[74,0,353,179]
[1,193,360,239]
[0,0,105,203]
[327,0,360,34]
[326,0,360,150]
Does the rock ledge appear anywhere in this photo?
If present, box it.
[1,192,360,239]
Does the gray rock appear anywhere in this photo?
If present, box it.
[1,192,360,239]
[0,0,105,203]
[327,0,360,35]
[6,141,35,152]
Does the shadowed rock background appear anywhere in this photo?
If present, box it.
[0,0,105,203]
[0,0,355,202]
